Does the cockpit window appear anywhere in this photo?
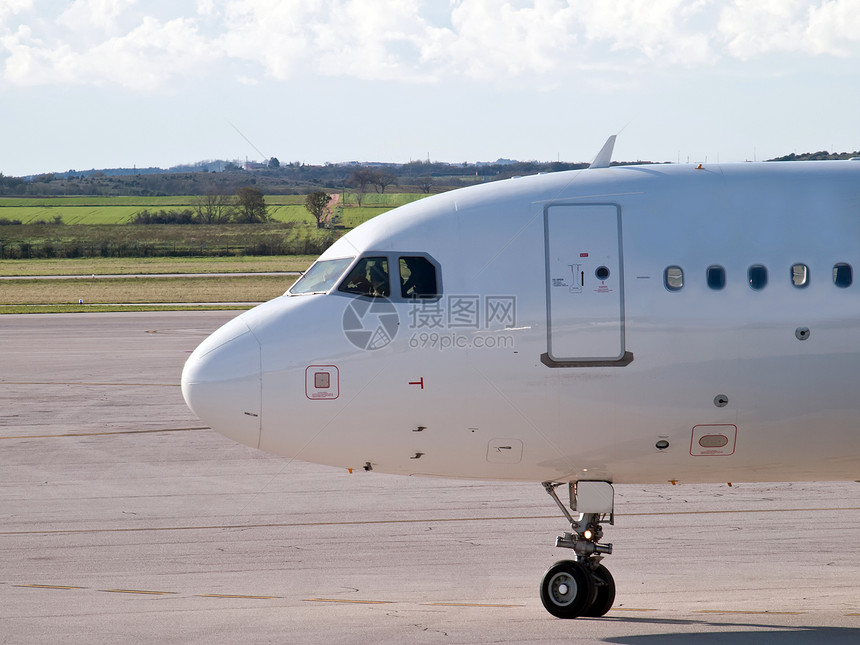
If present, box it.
[399,256,438,298]
[338,257,390,297]
[289,257,354,295]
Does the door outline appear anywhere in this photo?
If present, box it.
[541,203,633,368]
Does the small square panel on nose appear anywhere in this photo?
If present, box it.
[306,365,339,400]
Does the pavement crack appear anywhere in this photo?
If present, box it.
[413,624,449,637]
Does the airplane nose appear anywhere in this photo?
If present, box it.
[181,318,262,449]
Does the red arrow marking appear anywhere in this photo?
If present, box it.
[409,378,424,389]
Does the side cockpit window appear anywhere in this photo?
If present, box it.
[338,257,390,297]
[399,256,438,298]
[289,257,353,295]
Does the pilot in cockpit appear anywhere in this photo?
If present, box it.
[400,256,436,298]
[368,263,389,297]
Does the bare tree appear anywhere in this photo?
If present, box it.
[372,171,397,194]
[349,168,374,206]
[417,176,433,194]
[193,189,232,224]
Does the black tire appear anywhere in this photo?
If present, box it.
[539,560,597,619]
[582,564,615,617]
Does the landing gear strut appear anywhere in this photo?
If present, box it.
[540,481,616,619]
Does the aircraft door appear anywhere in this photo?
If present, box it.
[543,204,630,366]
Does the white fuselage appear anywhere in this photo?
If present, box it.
[182,161,860,484]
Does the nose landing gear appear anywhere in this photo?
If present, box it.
[540,481,616,619]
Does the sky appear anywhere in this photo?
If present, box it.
[1,0,860,176]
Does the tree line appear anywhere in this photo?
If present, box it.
[0,233,337,260]
[1,159,595,198]
[768,150,860,162]
[12,149,854,200]
[132,187,269,224]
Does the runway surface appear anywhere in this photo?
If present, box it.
[1,311,858,644]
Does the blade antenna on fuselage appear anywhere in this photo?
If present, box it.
[589,135,617,169]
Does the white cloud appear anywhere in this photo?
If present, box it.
[312,0,433,81]
[196,0,217,17]
[218,0,319,80]
[571,0,715,65]
[57,0,138,35]
[1,1,859,90]
[718,0,860,59]
[427,0,580,80]
[719,0,813,58]
[81,16,215,90]
[804,0,860,56]
[2,14,215,90]
[216,0,438,82]
[2,25,74,86]
[0,0,34,27]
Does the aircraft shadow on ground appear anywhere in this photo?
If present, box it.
[599,617,858,645]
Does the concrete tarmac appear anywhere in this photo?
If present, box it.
[1,312,858,644]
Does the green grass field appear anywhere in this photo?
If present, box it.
[0,304,252,314]
[0,221,341,260]
[0,256,309,313]
[0,192,428,306]
[0,256,317,276]
[0,275,296,305]
[0,193,427,225]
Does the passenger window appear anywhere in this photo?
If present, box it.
[748,265,767,291]
[399,256,438,298]
[834,263,852,288]
[338,257,390,297]
[664,266,683,291]
[791,264,809,288]
[706,266,726,290]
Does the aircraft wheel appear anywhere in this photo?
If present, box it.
[582,564,615,617]
[539,560,596,619]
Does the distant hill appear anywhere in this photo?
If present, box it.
[3,150,855,197]
[3,159,600,198]
[767,150,860,161]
